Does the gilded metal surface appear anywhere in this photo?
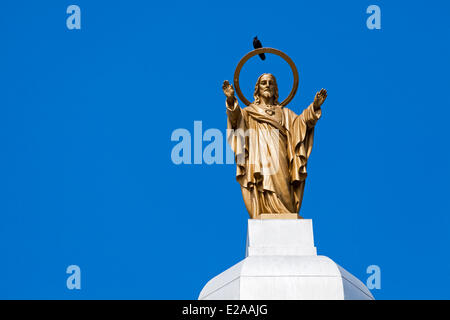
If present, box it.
[223,57,327,218]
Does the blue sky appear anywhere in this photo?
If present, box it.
[0,0,449,299]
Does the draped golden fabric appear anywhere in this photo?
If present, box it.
[226,100,321,218]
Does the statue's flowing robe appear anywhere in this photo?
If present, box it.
[226,99,321,218]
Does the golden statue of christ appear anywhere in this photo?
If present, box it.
[223,73,327,219]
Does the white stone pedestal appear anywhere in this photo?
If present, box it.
[198,219,374,300]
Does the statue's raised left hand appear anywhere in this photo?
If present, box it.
[222,80,235,99]
[223,80,236,105]
[313,88,327,110]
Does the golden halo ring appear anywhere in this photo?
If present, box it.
[233,47,299,107]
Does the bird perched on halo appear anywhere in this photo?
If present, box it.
[253,36,266,61]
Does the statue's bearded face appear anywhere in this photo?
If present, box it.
[258,74,276,100]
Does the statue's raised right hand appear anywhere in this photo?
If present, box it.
[222,80,235,99]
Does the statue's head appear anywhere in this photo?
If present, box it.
[253,73,279,105]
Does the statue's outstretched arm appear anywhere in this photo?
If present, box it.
[297,89,327,128]
[223,80,242,127]
[313,88,327,112]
